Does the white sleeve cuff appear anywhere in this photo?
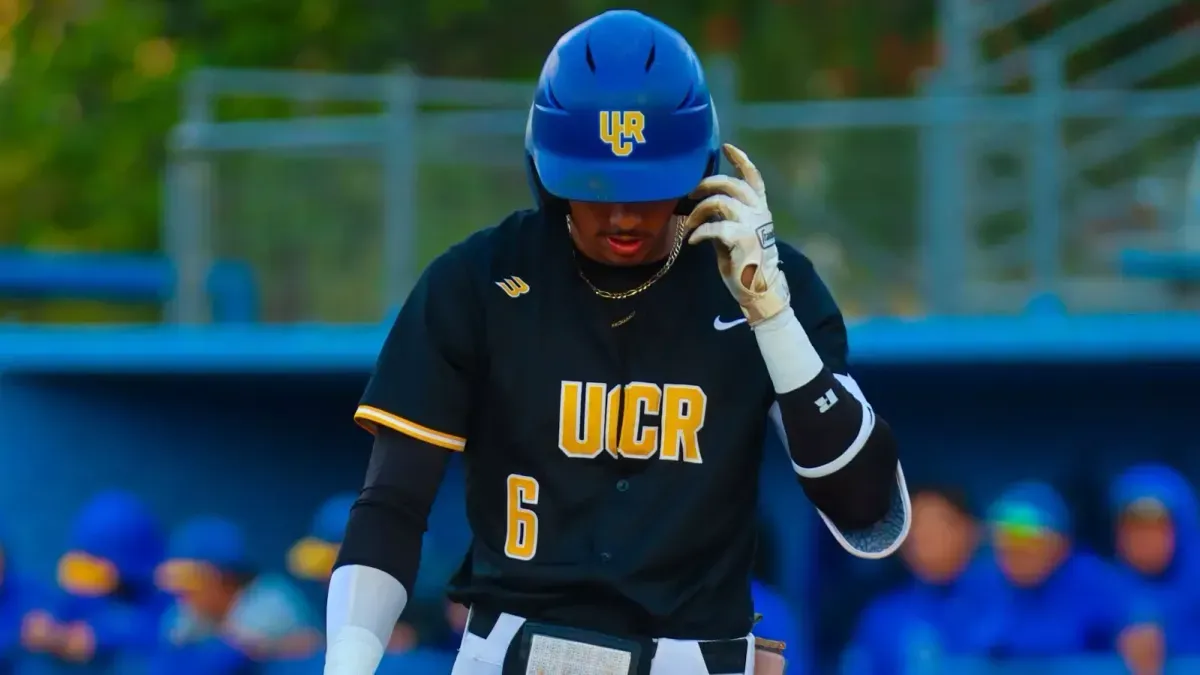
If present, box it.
[752,308,825,393]
[324,565,408,673]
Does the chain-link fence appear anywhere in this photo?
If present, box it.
[164,69,533,323]
[164,55,1200,323]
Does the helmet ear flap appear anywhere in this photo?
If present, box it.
[672,151,720,216]
[526,153,569,220]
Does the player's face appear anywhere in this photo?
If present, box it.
[1117,512,1175,576]
[176,565,237,620]
[900,493,978,585]
[992,529,1067,587]
[568,199,679,265]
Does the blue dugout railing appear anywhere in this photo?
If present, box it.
[1,312,1198,373]
[0,251,259,324]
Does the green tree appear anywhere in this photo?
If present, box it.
[0,0,190,320]
[0,0,1038,322]
[0,0,186,251]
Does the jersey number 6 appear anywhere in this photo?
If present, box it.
[505,474,540,561]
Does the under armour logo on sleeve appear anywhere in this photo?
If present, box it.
[815,389,838,413]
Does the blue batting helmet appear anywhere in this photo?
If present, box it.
[525,10,720,206]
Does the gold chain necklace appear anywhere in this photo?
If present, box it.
[569,215,687,301]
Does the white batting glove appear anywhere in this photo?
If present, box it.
[685,144,790,325]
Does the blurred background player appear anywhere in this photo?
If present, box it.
[286,495,355,590]
[0,522,46,673]
[21,492,168,674]
[842,486,990,674]
[153,516,317,674]
[978,482,1133,661]
[1108,464,1200,674]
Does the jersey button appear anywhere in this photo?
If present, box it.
[616,479,630,492]
[599,552,612,563]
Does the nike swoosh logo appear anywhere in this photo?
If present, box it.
[713,316,748,331]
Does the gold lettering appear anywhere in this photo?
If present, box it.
[660,384,706,464]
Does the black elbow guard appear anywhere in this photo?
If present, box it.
[798,417,898,530]
[775,369,869,472]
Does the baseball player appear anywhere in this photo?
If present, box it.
[325,9,911,675]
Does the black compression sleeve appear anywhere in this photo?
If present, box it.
[334,427,452,591]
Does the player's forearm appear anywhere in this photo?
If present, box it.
[327,429,449,672]
[325,565,406,674]
[336,485,428,592]
[755,308,897,528]
[336,428,449,583]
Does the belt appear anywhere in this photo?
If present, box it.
[467,606,749,674]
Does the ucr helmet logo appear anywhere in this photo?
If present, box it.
[599,111,645,157]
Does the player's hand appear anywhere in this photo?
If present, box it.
[684,143,789,325]
[1118,623,1165,675]
[754,649,786,675]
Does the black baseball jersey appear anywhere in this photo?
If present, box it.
[355,208,848,640]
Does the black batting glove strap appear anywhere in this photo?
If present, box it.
[776,368,869,473]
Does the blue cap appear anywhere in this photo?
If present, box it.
[1111,464,1187,519]
[69,490,165,585]
[988,481,1070,537]
[168,516,247,570]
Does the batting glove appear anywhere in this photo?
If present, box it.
[685,144,790,326]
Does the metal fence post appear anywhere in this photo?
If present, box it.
[1030,47,1064,301]
[918,69,969,314]
[938,0,979,88]
[705,55,739,145]
[164,74,215,324]
[382,67,420,315]
[1186,140,1200,252]
[938,0,985,307]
